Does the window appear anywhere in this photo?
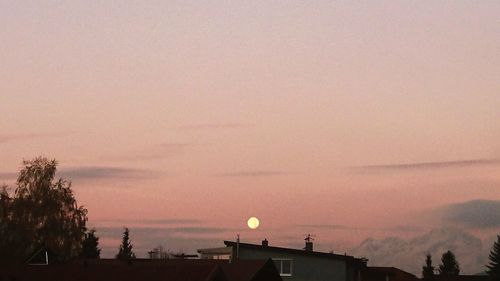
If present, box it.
[273,259,293,276]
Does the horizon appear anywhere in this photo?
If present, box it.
[1,0,500,275]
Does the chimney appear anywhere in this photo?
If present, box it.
[304,234,314,251]
[262,239,269,247]
[305,241,313,251]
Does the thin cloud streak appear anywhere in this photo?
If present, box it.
[97,226,230,235]
[3,167,158,183]
[216,170,291,177]
[58,166,159,181]
[297,224,423,233]
[94,218,202,225]
[350,158,500,172]
[106,142,198,162]
[0,132,73,144]
[175,123,248,131]
[171,227,230,234]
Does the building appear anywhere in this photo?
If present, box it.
[198,238,367,281]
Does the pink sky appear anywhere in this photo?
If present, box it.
[1,1,500,267]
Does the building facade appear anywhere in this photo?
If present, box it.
[199,239,366,281]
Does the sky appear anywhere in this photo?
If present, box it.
[1,0,500,274]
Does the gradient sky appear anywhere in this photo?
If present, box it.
[1,0,500,269]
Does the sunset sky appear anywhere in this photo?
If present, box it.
[1,1,500,273]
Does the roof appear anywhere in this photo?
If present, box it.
[0,259,281,281]
[435,275,490,281]
[24,246,58,265]
[363,267,417,278]
[224,241,366,264]
[0,262,223,281]
[220,259,282,281]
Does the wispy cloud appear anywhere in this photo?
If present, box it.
[175,123,248,131]
[97,226,230,235]
[350,158,500,172]
[107,142,197,162]
[0,132,72,144]
[215,170,291,177]
[94,218,202,226]
[439,199,500,229]
[2,166,158,185]
[171,227,231,234]
[297,224,358,230]
[297,224,423,233]
[58,166,159,182]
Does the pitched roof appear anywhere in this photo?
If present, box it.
[24,246,58,265]
[363,267,417,278]
[220,259,282,281]
[224,241,366,264]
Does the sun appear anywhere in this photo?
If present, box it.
[247,217,260,230]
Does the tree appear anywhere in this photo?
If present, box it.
[0,157,88,263]
[486,235,500,279]
[439,250,460,276]
[0,184,17,261]
[80,229,101,259]
[116,227,136,260]
[422,253,436,281]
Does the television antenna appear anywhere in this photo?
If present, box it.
[304,234,316,242]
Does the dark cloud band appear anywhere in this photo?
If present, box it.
[440,199,500,228]
[58,166,159,181]
[350,158,500,172]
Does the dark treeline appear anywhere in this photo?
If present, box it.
[421,250,460,280]
[422,244,500,279]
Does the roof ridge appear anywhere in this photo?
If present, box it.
[223,240,362,261]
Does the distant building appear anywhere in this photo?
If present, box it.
[147,246,198,260]
[198,238,367,281]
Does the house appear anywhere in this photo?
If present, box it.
[0,259,282,281]
[360,267,418,281]
[198,238,367,281]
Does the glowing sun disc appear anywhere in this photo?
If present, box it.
[247,217,260,229]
